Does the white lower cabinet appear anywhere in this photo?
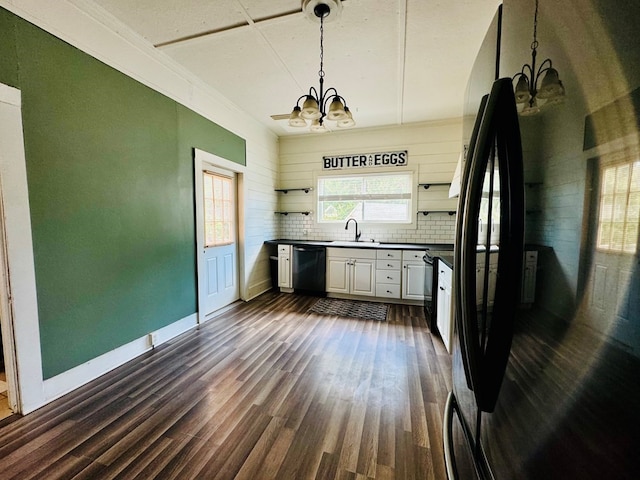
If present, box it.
[436,260,453,353]
[352,260,376,296]
[402,250,426,300]
[326,248,375,297]
[475,251,498,307]
[277,244,292,289]
[521,251,538,304]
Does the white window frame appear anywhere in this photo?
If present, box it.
[316,169,416,225]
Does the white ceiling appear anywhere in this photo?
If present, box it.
[89,0,502,136]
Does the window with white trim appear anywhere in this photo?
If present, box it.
[596,160,639,253]
[317,172,413,223]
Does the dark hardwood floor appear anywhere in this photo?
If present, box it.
[0,292,452,479]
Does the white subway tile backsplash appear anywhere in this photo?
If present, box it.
[276,213,456,244]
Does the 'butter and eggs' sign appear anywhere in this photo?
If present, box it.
[322,150,408,170]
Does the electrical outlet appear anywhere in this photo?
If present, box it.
[148,332,159,348]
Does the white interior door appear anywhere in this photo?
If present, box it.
[582,154,639,345]
[197,166,240,318]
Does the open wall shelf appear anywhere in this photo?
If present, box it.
[275,211,312,216]
[417,210,456,216]
[418,182,452,190]
[275,187,313,194]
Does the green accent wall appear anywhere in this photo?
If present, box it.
[0,8,245,378]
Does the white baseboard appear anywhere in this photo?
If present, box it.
[35,313,198,414]
[246,279,275,301]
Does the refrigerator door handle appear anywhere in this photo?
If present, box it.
[454,94,489,393]
[459,87,499,401]
[443,391,460,480]
[458,78,524,413]
[478,78,525,412]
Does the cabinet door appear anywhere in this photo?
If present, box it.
[437,264,453,352]
[278,253,291,288]
[475,265,484,307]
[327,257,350,293]
[521,251,537,303]
[402,262,425,300]
[487,252,498,306]
[351,259,375,296]
[439,282,452,352]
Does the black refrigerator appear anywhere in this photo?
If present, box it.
[444,1,640,478]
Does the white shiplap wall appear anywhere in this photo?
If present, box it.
[277,119,462,244]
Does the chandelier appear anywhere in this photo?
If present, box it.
[288,0,355,132]
[512,0,565,116]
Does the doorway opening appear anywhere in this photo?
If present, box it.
[194,149,246,322]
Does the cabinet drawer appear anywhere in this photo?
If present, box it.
[402,250,426,262]
[278,245,291,254]
[376,249,402,260]
[326,247,376,259]
[376,283,401,298]
[376,269,401,284]
[376,259,401,270]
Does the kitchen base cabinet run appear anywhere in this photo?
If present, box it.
[325,247,426,305]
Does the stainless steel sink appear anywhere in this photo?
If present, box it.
[329,241,380,247]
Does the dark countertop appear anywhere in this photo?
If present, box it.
[265,239,454,251]
[437,254,454,269]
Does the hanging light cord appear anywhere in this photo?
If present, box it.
[319,15,325,80]
[531,0,539,52]
[317,14,326,117]
[528,0,539,79]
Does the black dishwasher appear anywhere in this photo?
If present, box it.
[292,246,326,294]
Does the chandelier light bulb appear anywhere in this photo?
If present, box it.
[310,118,328,133]
[326,98,348,120]
[514,76,531,104]
[537,68,564,99]
[288,106,308,127]
[300,96,321,119]
[337,106,355,128]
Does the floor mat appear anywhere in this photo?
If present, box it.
[309,297,388,321]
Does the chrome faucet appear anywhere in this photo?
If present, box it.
[345,218,361,242]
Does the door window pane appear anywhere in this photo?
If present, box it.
[203,172,234,247]
[597,160,639,253]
